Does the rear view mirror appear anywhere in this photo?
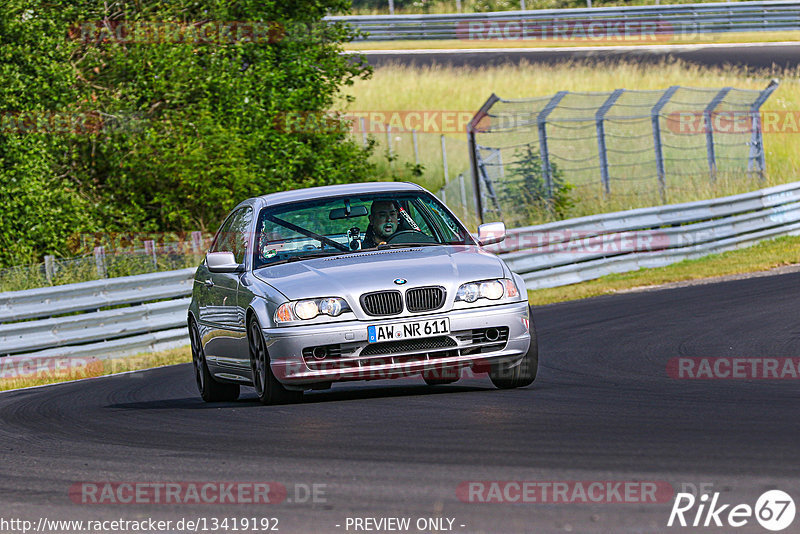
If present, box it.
[477,222,506,246]
[206,251,242,273]
[330,205,368,220]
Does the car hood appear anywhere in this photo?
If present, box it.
[253,245,506,301]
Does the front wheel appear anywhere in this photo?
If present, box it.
[489,308,538,389]
[248,317,303,405]
[189,320,240,402]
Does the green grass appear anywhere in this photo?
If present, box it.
[527,234,800,305]
[0,347,191,392]
[340,60,800,228]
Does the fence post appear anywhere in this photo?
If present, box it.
[595,89,624,197]
[44,255,55,285]
[748,79,779,180]
[412,128,419,165]
[143,240,157,270]
[458,173,469,221]
[704,87,732,183]
[467,94,500,226]
[191,231,203,255]
[386,124,393,160]
[359,117,367,147]
[538,91,569,199]
[440,134,449,184]
[94,246,107,278]
[651,85,679,204]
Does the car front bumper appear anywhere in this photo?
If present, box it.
[262,301,531,385]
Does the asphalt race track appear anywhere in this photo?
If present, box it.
[358,42,800,70]
[1,271,798,533]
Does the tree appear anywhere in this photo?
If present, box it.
[0,0,375,265]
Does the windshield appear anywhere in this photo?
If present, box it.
[253,192,474,269]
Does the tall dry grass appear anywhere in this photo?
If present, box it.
[338,60,800,224]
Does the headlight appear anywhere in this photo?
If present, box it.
[295,300,319,320]
[456,279,517,303]
[480,281,504,300]
[318,297,343,316]
[275,297,350,323]
[456,283,481,303]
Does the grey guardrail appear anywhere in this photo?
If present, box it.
[0,298,190,355]
[328,1,800,41]
[490,181,800,290]
[0,267,195,323]
[0,269,195,373]
[3,180,800,367]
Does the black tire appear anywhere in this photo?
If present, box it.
[248,317,304,405]
[189,320,240,402]
[489,308,538,389]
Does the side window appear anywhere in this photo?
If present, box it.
[210,207,253,264]
[210,216,236,254]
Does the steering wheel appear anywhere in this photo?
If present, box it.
[384,230,437,245]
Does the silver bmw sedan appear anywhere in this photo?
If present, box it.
[188,181,537,404]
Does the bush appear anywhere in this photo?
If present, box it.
[504,145,573,221]
[0,0,375,267]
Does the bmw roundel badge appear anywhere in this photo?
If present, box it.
[393,278,407,285]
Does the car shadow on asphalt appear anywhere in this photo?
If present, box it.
[105,380,506,410]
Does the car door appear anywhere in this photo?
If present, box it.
[201,207,252,374]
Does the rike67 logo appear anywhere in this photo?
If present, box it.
[668,490,795,531]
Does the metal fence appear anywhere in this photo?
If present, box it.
[461,81,778,227]
[0,268,194,368]
[329,1,800,41]
[0,232,212,292]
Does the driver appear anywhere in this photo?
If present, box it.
[362,200,399,248]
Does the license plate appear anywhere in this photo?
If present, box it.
[367,318,450,343]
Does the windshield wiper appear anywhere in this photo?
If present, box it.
[372,242,442,250]
[266,251,347,266]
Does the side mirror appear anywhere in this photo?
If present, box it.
[206,251,242,273]
[477,222,506,246]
